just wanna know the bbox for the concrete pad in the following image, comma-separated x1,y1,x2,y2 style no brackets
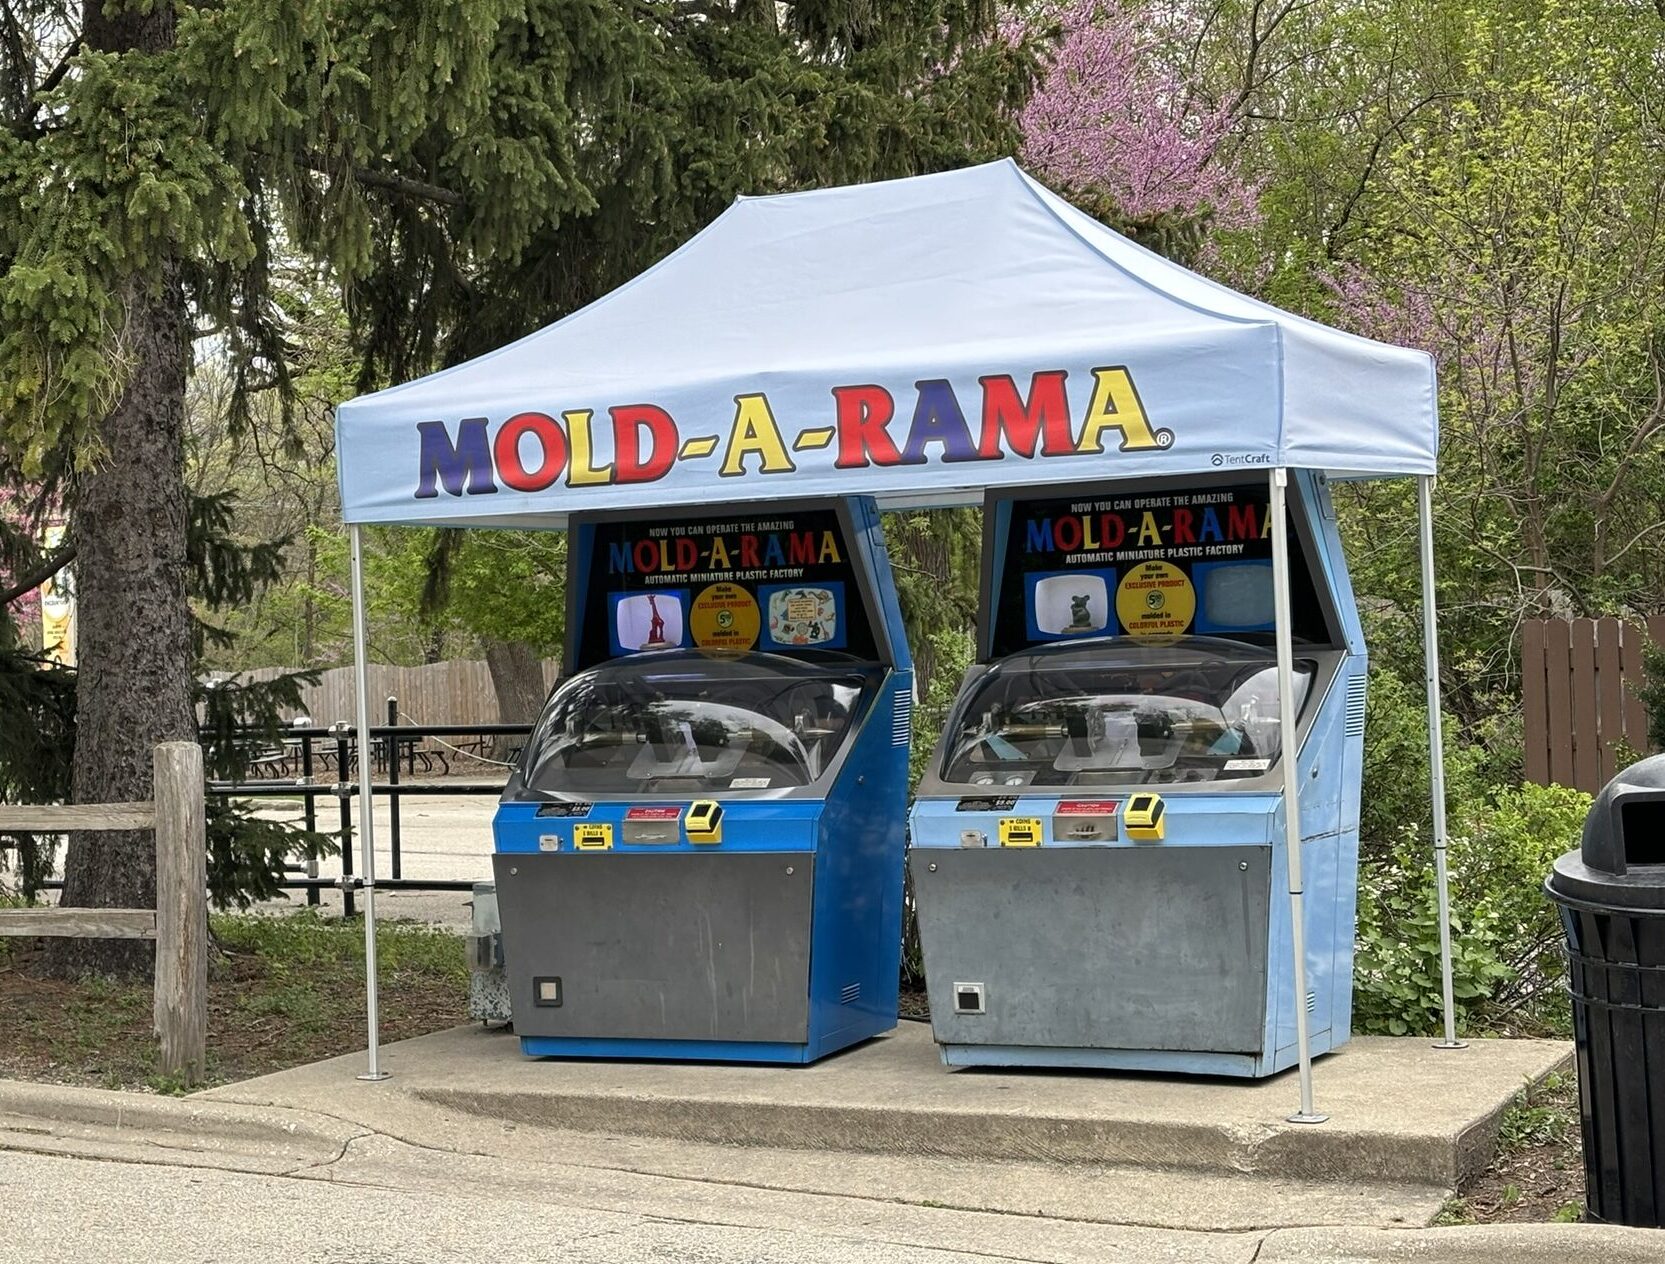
203,1022,1569,1191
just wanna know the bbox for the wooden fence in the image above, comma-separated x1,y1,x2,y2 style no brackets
207,657,560,728
1522,616,1664,794
0,742,208,1083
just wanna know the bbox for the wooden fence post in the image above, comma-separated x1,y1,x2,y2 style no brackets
153,741,207,1083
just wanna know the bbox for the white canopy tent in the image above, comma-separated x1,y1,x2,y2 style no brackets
335,159,1458,1112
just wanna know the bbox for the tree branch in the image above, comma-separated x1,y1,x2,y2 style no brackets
0,543,76,606
349,165,464,208
22,32,81,125
299,153,463,207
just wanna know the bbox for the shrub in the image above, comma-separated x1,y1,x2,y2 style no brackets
1354,780,1587,1037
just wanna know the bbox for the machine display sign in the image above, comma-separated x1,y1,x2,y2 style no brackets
536,801,592,818
986,482,1327,657
577,507,876,668
956,795,1019,812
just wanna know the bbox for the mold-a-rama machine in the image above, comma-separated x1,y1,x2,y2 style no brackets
910,472,1366,1076
492,497,914,1064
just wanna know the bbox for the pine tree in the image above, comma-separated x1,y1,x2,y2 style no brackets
0,1,1034,975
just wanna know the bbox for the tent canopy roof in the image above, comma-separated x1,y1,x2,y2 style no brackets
336,160,1436,527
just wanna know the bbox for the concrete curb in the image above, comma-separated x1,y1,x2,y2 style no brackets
410,1072,1547,1188
0,1078,364,1165
1258,1222,1663,1262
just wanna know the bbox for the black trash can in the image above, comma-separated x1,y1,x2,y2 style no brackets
1545,754,1665,1228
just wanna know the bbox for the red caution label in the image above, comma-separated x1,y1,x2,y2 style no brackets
625,806,683,821
1057,800,1119,816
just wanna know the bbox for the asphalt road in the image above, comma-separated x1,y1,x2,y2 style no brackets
0,1148,1062,1264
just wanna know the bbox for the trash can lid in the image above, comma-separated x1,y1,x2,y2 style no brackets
1546,754,1665,909
1546,849,1665,910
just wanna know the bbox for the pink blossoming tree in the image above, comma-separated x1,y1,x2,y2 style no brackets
1012,2,1257,258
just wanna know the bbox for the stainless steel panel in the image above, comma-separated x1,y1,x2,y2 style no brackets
912,846,1270,1053
493,853,813,1043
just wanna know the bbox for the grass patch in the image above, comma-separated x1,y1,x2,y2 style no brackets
0,911,467,1092
1433,1197,1474,1226
1450,1070,1584,1225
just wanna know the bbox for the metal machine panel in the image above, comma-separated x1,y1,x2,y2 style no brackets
913,846,1271,1053
493,853,813,1044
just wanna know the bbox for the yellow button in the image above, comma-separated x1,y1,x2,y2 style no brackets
686,799,724,844
1124,794,1166,841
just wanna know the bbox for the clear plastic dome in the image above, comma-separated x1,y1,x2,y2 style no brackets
518,650,877,796
941,636,1312,789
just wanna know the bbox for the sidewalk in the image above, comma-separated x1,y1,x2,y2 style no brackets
1,1027,1658,1263
0,1079,1658,1264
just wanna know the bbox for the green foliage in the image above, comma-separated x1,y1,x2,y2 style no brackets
421,528,568,656
211,908,467,981
197,669,336,910
1358,666,1489,856
884,507,982,789
0,630,75,899
0,481,333,907
1354,780,1587,1037
1498,1073,1572,1153
1637,639,1665,754
1434,1198,1475,1226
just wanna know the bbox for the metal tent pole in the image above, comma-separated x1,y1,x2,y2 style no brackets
1419,475,1465,1051
349,524,391,1081
1271,468,1325,1124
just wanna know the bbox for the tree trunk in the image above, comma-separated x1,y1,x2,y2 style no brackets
51,0,191,978
484,638,548,761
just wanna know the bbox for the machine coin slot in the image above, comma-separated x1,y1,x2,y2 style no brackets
953,982,986,1015
1124,794,1166,841
573,823,614,850
686,799,724,844
622,806,681,844
998,817,1042,847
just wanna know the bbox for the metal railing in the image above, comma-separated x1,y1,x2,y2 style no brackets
204,698,532,915
24,699,532,917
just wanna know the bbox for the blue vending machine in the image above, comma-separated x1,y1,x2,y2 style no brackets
909,472,1366,1076
493,496,913,1063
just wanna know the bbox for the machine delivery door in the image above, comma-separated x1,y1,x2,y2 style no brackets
913,846,1271,1053
492,852,813,1044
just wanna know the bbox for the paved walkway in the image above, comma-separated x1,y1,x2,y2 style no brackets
2,1077,1660,1263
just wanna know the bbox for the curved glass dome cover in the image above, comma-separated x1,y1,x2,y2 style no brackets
940,636,1314,789
516,650,879,796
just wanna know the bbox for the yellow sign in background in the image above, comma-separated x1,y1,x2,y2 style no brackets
1115,561,1196,638
689,582,761,651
